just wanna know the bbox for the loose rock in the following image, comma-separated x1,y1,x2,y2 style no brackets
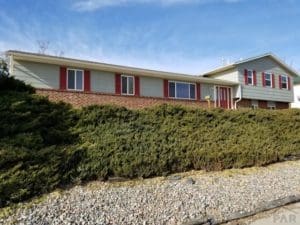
1,160,300,225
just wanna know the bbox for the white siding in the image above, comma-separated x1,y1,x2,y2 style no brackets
140,76,163,98
291,84,300,108
91,70,115,93
13,60,59,89
236,57,294,102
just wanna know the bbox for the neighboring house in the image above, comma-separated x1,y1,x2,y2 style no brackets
291,77,300,108
6,50,299,109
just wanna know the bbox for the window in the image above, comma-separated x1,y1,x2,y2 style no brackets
264,73,272,87
267,101,276,110
281,75,288,89
251,100,258,109
121,75,134,95
247,70,254,85
169,82,175,98
168,81,196,99
67,69,83,91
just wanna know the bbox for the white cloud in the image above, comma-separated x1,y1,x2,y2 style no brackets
72,0,243,11
0,11,221,74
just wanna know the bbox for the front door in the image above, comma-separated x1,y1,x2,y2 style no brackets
216,86,232,109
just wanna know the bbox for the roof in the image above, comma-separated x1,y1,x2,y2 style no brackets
202,53,300,77
6,50,238,86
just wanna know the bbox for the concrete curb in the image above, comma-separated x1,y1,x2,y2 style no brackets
183,194,300,225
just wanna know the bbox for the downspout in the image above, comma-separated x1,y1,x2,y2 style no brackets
234,84,242,109
7,53,13,76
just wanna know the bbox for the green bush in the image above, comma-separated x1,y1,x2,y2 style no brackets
0,76,35,93
1,78,300,207
74,105,300,178
0,85,78,207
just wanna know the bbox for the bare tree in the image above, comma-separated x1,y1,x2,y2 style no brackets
37,40,50,54
54,50,65,57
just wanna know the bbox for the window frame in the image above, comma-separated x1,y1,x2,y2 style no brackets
251,100,258,109
67,68,84,91
168,81,196,100
121,75,135,96
281,75,288,90
264,72,272,88
247,70,254,85
267,101,276,110
268,106,276,110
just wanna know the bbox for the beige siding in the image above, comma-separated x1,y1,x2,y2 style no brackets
210,69,239,82
236,57,294,102
209,69,240,99
13,60,59,89
91,70,115,93
140,76,163,98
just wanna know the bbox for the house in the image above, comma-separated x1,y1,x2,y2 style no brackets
291,77,300,108
203,53,298,109
6,50,298,109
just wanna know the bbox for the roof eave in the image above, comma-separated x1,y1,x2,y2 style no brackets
202,53,300,77
6,50,238,86
202,64,236,77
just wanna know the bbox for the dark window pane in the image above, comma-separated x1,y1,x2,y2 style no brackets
282,82,287,89
265,74,271,87
169,82,175,97
281,76,287,89
128,77,134,94
247,71,253,84
68,70,75,89
190,84,195,99
122,76,127,94
76,70,83,90
176,83,189,99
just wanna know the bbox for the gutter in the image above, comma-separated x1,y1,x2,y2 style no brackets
234,84,242,109
6,50,238,86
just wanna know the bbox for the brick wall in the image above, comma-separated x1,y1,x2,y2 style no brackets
258,100,268,109
276,102,289,109
236,99,252,108
237,98,289,109
36,89,212,109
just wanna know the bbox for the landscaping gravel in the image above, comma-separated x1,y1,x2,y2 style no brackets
1,160,300,225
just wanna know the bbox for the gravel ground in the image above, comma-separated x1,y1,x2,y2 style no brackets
1,160,300,225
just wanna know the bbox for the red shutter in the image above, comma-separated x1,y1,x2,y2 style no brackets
244,69,248,85
115,73,121,94
253,70,257,86
288,77,291,90
134,76,140,96
84,70,91,92
196,83,201,100
272,74,275,88
262,72,265,87
59,67,67,90
228,88,232,109
163,79,169,98
279,75,282,89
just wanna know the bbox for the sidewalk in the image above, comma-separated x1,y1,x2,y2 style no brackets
228,202,300,225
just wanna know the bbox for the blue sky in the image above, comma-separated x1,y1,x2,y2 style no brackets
0,0,299,73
